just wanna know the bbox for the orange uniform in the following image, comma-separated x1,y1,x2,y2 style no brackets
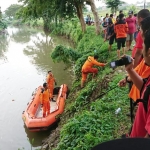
81,56,105,81
40,89,50,117
46,73,55,99
114,21,128,39
129,59,150,101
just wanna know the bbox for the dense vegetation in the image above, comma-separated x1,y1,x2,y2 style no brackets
0,20,7,30
0,9,7,31
40,21,132,150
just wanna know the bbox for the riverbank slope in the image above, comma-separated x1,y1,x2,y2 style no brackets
41,23,132,150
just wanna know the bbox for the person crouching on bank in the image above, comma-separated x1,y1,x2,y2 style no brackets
81,55,107,88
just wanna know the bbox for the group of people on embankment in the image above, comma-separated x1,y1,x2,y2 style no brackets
81,9,150,138
102,10,138,58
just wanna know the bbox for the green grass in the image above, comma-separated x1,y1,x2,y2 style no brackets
49,20,133,150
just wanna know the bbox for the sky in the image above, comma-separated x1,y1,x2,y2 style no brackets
0,0,150,12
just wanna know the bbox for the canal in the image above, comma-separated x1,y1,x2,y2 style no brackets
0,26,73,150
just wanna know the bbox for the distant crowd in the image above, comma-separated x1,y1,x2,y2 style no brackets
101,10,138,58
85,11,139,58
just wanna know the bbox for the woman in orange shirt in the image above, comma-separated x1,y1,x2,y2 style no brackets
114,13,128,58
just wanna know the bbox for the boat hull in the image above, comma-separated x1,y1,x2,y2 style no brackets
22,84,68,131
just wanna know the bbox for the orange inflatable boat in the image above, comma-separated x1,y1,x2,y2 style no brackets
22,84,68,131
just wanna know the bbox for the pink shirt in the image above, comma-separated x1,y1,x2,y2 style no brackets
132,31,143,58
130,77,150,137
125,17,136,34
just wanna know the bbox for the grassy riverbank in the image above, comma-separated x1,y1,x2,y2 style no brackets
42,21,132,150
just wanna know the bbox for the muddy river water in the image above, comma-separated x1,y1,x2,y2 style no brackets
0,26,73,150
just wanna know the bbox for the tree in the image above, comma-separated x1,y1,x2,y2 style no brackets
73,0,86,32
71,0,100,34
0,7,7,30
17,0,86,32
86,0,100,35
128,5,138,14
104,0,124,14
17,0,100,34
17,0,61,33
5,4,21,19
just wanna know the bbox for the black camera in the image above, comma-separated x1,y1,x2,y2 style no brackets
110,55,132,68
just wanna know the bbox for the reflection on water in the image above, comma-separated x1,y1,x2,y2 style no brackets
24,125,50,147
23,30,74,87
11,28,37,43
0,26,73,150
0,34,9,62
24,121,59,147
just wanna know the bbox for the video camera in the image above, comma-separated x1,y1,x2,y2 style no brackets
110,55,132,69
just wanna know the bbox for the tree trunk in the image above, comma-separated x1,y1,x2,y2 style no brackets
87,0,100,35
74,2,86,33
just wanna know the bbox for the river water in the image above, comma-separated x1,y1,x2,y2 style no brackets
0,27,73,150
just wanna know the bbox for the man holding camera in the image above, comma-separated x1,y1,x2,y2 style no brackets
81,55,106,88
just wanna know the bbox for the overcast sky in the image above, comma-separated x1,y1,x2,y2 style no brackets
0,0,149,12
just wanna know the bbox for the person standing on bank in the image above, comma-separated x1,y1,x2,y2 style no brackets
107,14,116,52
132,9,150,68
81,55,106,88
114,13,128,58
40,83,50,117
125,11,136,51
46,71,57,102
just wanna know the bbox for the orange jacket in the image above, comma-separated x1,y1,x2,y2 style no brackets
129,59,150,101
82,56,105,71
114,20,128,39
46,74,55,86
40,89,50,104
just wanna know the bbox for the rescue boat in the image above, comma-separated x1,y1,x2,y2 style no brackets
22,84,68,131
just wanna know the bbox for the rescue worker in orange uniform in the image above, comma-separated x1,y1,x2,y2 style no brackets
40,83,50,117
46,71,57,102
81,55,106,88
114,13,128,58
